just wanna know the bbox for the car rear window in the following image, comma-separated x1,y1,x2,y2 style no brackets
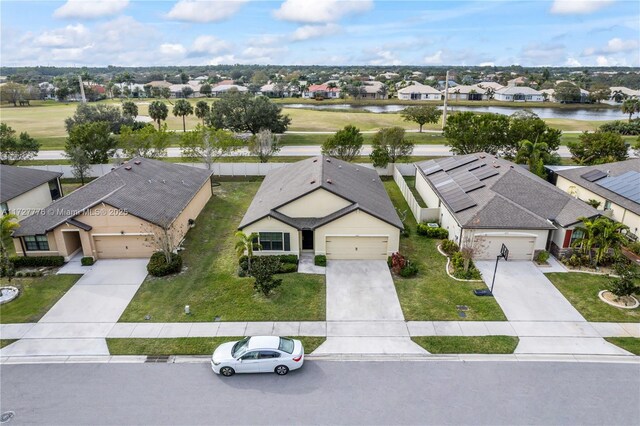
278,337,294,354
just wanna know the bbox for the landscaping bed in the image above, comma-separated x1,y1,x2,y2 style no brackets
545,272,639,322
384,181,506,321
411,336,519,354
119,182,325,323
107,337,325,356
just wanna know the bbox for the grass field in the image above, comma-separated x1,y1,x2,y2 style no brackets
604,338,640,355
412,336,519,354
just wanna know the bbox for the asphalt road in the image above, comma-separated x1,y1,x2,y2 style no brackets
1,361,639,425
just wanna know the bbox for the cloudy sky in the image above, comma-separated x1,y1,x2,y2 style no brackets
1,0,638,67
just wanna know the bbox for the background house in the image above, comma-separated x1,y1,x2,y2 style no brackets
494,86,544,102
397,82,441,100
1,165,63,219
302,83,341,99
238,156,402,260
442,84,488,101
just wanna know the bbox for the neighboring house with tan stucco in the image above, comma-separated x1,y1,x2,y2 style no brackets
238,156,403,260
553,159,640,240
1,165,63,220
12,158,213,261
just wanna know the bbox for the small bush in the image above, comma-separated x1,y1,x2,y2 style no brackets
239,254,298,275
599,119,640,135
450,252,481,280
9,256,64,268
399,262,419,278
564,254,591,268
314,255,327,267
416,224,449,239
276,254,299,265
401,224,411,238
441,240,459,255
252,256,282,296
280,263,298,273
628,242,640,256
534,250,550,264
147,252,182,277
15,272,24,278
81,257,94,266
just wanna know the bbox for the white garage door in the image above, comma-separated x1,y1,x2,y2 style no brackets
474,235,536,261
325,236,388,260
93,235,154,259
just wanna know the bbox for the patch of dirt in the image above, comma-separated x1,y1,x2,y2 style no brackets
601,291,639,308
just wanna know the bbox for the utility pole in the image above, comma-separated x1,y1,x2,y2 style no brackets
78,75,86,103
442,70,449,130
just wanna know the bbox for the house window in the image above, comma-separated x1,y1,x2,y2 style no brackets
24,235,50,251
569,229,584,247
258,232,290,251
604,200,612,210
48,180,61,200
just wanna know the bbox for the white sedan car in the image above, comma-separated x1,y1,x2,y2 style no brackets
211,336,304,377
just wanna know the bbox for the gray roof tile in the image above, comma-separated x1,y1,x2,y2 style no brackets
1,165,62,203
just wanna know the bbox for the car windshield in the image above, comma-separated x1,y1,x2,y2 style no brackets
231,337,251,358
278,337,294,354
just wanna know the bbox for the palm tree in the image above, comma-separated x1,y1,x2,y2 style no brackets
515,139,549,178
173,99,193,132
621,99,640,123
1,214,20,279
194,101,210,125
235,231,261,274
148,100,168,130
572,217,628,266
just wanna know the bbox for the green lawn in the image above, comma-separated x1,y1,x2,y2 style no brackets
384,181,506,321
402,176,427,207
412,336,519,354
545,273,640,322
604,338,640,355
119,182,326,323
107,336,325,356
280,132,447,146
0,274,81,323
1,339,17,349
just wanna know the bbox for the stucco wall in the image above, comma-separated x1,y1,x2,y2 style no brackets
314,210,400,255
168,179,213,243
462,228,549,253
241,216,300,254
415,172,441,209
276,188,351,218
7,183,54,220
12,232,58,257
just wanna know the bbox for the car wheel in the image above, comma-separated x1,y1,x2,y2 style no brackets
275,365,289,376
220,367,235,377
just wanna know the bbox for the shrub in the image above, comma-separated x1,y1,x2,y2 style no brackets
81,257,94,266
280,263,298,273
441,240,459,255
564,254,591,268
450,251,481,280
15,272,24,278
628,241,640,256
599,119,640,135
276,254,299,265
534,250,550,264
399,262,418,278
401,224,411,238
608,261,640,298
314,255,327,267
390,252,407,275
252,256,282,296
416,224,449,239
451,251,465,270
9,256,64,268
239,254,298,275
147,252,182,277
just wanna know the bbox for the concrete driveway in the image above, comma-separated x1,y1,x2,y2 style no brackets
325,260,404,321
39,259,149,323
474,260,585,322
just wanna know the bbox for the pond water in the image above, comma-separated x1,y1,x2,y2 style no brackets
282,103,626,121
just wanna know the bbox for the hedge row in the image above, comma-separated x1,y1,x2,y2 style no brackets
416,224,449,239
9,256,64,268
238,254,298,276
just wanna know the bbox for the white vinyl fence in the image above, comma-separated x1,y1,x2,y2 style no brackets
392,165,439,223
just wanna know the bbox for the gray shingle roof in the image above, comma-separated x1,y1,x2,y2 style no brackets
416,153,599,229
239,156,403,230
554,159,640,216
0,165,62,203
14,158,212,237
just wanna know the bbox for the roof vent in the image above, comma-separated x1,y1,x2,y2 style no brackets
181,180,185,185
134,160,141,165
338,165,342,168
125,166,132,171
326,158,331,163
162,179,166,184
313,159,318,162
326,178,333,184
479,154,486,159
493,164,500,168
310,180,316,184
111,167,115,171
148,179,152,183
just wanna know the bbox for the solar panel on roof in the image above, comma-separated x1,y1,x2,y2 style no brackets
596,171,640,203
443,156,478,172
581,169,608,182
471,166,499,181
438,182,478,213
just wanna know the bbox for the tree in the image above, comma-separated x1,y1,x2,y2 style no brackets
401,105,441,132
180,72,189,84
0,214,19,280
608,261,640,300
200,83,212,97
207,91,291,134
180,125,241,169
160,87,171,99
621,99,640,122
0,123,40,165
65,121,117,164
65,145,91,185
144,222,184,266
369,127,414,168
194,100,210,125
148,101,169,130
589,87,610,104
235,231,260,274
121,101,138,119
0,82,27,106
65,103,134,134
119,124,170,159
514,139,549,178
248,129,281,163
443,112,510,155
251,256,282,296
554,82,581,103
568,131,628,165
572,217,628,266
181,86,194,98
321,125,363,162
173,99,193,132
507,111,562,157
542,68,550,82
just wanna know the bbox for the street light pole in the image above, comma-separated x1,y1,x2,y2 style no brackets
442,70,449,130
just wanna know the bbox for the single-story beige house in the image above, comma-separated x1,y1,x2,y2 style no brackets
414,154,599,260
238,156,403,260
553,159,640,240
397,83,441,101
1,165,63,220
12,158,213,260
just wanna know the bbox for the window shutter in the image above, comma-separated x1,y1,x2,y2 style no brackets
284,233,290,251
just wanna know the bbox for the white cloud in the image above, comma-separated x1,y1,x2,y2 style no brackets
160,43,187,57
367,49,402,65
550,0,614,15
423,50,443,65
479,61,495,67
191,35,232,54
274,0,373,23
34,24,89,48
291,24,340,41
520,42,566,65
565,57,582,66
54,0,129,19
166,0,247,23
583,37,639,56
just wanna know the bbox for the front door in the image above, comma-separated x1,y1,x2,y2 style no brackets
302,230,314,250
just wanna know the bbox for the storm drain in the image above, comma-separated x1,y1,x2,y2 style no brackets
1,411,15,424
145,356,170,363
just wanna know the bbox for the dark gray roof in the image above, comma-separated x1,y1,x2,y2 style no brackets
239,156,403,230
14,158,212,237
0,165,62,203
416,153,599,229
554,159,640,216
